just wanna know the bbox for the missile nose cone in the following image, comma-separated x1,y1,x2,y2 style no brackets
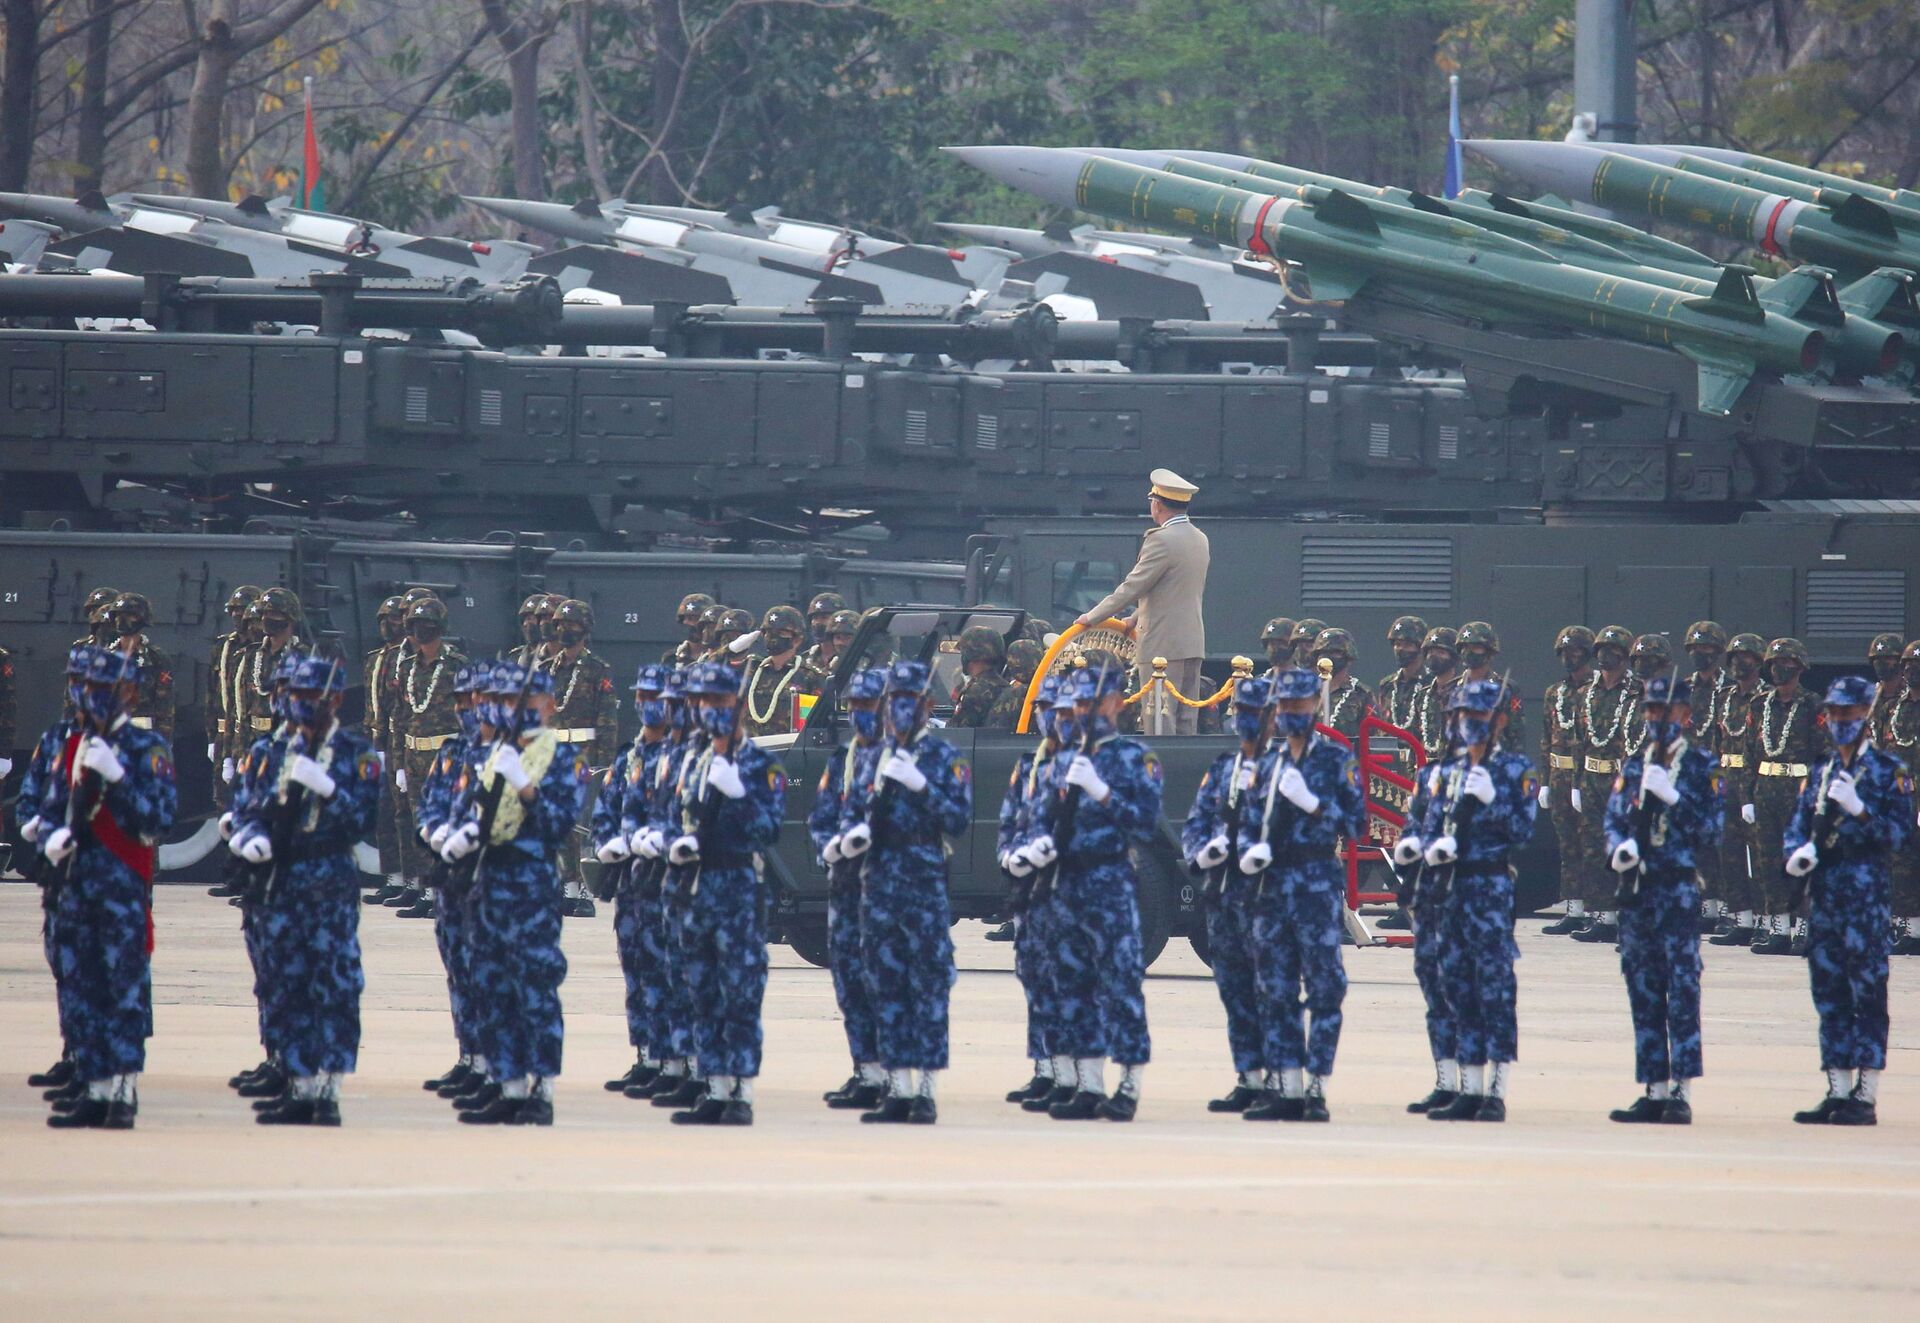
943,146,1083,208
1460,139,1606,202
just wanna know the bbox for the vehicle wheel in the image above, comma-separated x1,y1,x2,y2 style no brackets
1187,925,1213,969
785,917,832,969
1130,846,1176,969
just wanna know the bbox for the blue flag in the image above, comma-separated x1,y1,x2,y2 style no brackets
1443,74,1463,200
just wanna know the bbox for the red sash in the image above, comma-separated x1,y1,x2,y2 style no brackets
63,731,158,950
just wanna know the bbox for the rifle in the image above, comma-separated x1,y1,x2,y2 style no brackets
442,659,539,894
1033,653,1111,903
1614,704,1676,910
252,655,341,904
1199,746,1254,907
1787,757,1845,912
1409,668,1512,908
52,641,142,898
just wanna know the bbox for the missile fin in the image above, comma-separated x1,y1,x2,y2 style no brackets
1682,266,1765,323
1406,191,1454,217
1818,190,1900,241
1837,266,1920,327
1299,259,1369,302
1759,265,1843,325
1678,348,1757,417
570,197,605,219
1311,189,1381,235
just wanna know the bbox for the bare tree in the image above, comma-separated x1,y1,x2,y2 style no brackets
182,0,325,196
0,0,40,189
478,0,559,199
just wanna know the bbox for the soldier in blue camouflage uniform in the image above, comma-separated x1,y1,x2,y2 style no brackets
230,655,381,1125
41,648,176,1129
592,663,674,1096
810,666,889,1111
442,662,584,1126
1233,668,1368,1121
1603,676,1722,1124
1785,675,1914,1126
1395,678,1537,1122
665,661,786,1126
837,660,970,1125
417,663,490,1102
19,645,96,1093
633,667,708,1108
1011,653,1164,1122
1000,674,1072,1109
1393,719,1462,1116
1182,676,1273,1113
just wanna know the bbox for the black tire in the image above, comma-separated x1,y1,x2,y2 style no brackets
1130,845,1176,969
785,917,832,968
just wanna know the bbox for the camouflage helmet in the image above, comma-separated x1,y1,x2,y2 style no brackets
958,624,1007,665
1457,620,1500,653
676,591,716,621
377,594,405,620
551,598,594,632
1630,633,1672,663
404,596,448,629
1868,632,1904,660
401,587,438,607
109,591,153,631
1764,636,1810,668
518,592,550,619
1021,616,1054,644
806,591,847,620
1289,617,1328,649
1260,617,1298,644
1311,627,1356,660
761,604,806,641
1683,620,1729,651
826,608,861,638
1727,632,1766,659
1903,639,1920,663
259,586,304,621
1553,625,1596,654
1005,637,1044,683
714,607,754,640
83,587,120,621
1593,624,1634,652
1420,626,1459,655
1387,615,1428,645
226,584,264,617
698,602,731,632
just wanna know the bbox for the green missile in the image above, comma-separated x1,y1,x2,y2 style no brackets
1588,144,1920,237
1637,144,1920,212
946,145,1824,414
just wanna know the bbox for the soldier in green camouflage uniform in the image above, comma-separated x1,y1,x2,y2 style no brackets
390,596,467,918
805,591,847,654
511,592,553,666
1867,633,1904,744
1259,617,1298,679
1311,628,1372,742
1885,641,1920,954
802,608,861,680
950,625,1011,727
1707,633,1768,946
363,595,407,894
1288,618,1328,660
1456,620,1524,755
1411,626,1461,764
1540,626,1595,933
1568,625,1640,943
663,592,716,666
742,605,825,740
105,593,175,740
1743,637,1820,955
208,586,262,810
539,598,618,917
1021,616,1054,646
76,586,119,647
708,606,756,681
987,638,1046,729
1681,621,1731,927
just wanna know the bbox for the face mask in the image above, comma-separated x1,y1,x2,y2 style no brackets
479,699,511,731
1455,716,1491,745
458,706,483,741
1423,655,1452,677
1082,711,1116,741
1596,647,1625,671
1872,659,1898,682
1562,652,1588,675
1905,664,1920,688
1770,662,1800,686
522,619,542,645
1631,658,1663,678
698,704,737,738
1393,644,1420,668
1266,644,1294,666
1051,711,1079,744
850,708,882,741
81,684,119,724
886,695,922,737
66,681,87,711
557,627,586,648
1691,651,1719,674
382,619,404,643
1460,648,1490,669
409,626,441,646
1276,710,1314,736
1828,717,1865,747
266,618,293,638
287,695,329,727
270,690,292,723
669,701,690,732
1733,657,1760,680
640,698,670,727
515,704,545,735
1232,710,1267,742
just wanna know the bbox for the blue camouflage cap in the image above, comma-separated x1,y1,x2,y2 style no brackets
83,648,140,685
1234,676,1276,708
65,644,97,676
1071,656,1126,700
681,660,740,696
664,665,689,700
272,650,304,685
1036,673,1066,708
886,659,932,696
453,662,483,693
1824,674,1877,707
487,659,554,696
1641,674,1692,706
1270,668,1319,701
290,654,347,692
846,666,889,701
1050,677,1078,710
633,662,670,694
1448,677,1505,712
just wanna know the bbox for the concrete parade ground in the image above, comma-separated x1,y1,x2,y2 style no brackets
2,884,1916,1321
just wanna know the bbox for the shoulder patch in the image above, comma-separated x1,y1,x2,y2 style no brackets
768,767,786,793
1613,775,1624,794
818,768,832,793
148,748,172,778
952,757,970,785
1144,751,1163,783
356,751,382,781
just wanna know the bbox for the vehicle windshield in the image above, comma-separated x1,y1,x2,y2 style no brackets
829,608,1023,722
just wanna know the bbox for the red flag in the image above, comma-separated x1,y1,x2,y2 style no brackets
300,76,324,209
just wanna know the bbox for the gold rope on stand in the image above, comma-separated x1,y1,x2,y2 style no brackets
1125,655,1255,709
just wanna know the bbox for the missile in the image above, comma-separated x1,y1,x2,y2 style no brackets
946,144,1825,414
0,189,121,234
1463,139,1920,281
936,221,1094,258
1560,145,1920,235
1636,144,1920,212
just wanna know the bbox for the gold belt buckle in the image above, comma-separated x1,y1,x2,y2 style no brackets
1583,756,1617,774
1719,753,1746,769
1548,753,1575,770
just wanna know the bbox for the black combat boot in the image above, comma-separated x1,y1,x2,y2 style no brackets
1048,1090,1104,1120
1005,1073,1052,1104
458,1095,525,1124
1024,1083,1075,1114
1407,1087,1458,1115
426,1061,471,1092
1208,1084,1262,1113
453,1080,503,1113
1243,1092,1304,1122
1095,1092,1138,1122
653,1076,707,1109
605,1061,647,1093
507,1096,554,1126
1608,1093,1666,1123
717,1100,755,1126
1428,1093,1485,1121
860,1095,915,1124
28,1058,73,1089
1475,1096,1507,1122
671,1096,730,1125
829,1081,886,1111
236,1064,287,1099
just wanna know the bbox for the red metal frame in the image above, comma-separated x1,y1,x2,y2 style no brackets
1316,711,1427,948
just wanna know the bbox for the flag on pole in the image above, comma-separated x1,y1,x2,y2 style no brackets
1443,73,1463,200
300,76,325,210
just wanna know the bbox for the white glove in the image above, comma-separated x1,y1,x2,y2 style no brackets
1194,834,1231,870
631,827,663,859
1277,764,1321,814
1641,763,1678,806
727,629,762,656
1610,839,1641,873
1064,755,1110,802
1392,835,1424,867
823,835,844,864
1570,787,1583,814
429,822,453,852
1234,764,1255,792
494,746,530,792
440,821,480,862
80,738,124,783
217,812,235,841
840,822,873,857
207,742,217,763
395,767,408,794
1828,770,1865,817
667,833,701,865
20,815,47,844
1239,841,1273,875
1786,842,1818,877
879,749,927,793
1004,849,1034,878
1536,783,1551,810
0,756,10,778
1423,835,1458,867
1019,833,1057,869
707,756,746,799
287,753,336,798
596,836,631,864
238,832,273,865
1463,765,1496,806
222,757,235,785
44,825,75,865
1740,802,1756,826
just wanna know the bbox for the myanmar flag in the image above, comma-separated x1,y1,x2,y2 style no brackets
300,76,325,210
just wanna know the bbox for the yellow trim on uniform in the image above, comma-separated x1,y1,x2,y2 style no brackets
1583,756,1619,774
1150,484,1192,502
1758,760,1808,778
406,733,453,751
1548,753,1576,770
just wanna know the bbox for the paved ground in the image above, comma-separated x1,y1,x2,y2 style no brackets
3,885,1916,1321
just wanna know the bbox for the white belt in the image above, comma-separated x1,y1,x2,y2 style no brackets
128,716,154,730
551,727,596,743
